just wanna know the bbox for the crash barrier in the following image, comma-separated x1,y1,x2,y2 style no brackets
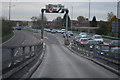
71,41,120,65
2,42,43,79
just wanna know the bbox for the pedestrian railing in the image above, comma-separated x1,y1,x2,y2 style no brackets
2,42,43,79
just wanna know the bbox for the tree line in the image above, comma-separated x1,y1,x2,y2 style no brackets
2,17,14,36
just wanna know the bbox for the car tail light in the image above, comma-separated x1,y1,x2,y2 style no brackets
80,42,87,44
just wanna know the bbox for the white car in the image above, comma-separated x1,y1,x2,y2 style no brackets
79,38,88,44
92,35,103,44
79,32,87,37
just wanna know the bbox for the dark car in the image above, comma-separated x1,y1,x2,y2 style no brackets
66,31,74,36
96,45,109,55
87,40,99,51
51,29,57,33
110,47,120,60
74,36,81,41
109,40,120,46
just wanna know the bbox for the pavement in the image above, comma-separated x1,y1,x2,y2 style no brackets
31,31,118,78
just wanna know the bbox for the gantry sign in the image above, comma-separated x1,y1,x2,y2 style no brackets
46,4,64,13
41,4,69,39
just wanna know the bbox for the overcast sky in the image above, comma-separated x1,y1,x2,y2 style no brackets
1,0,119,21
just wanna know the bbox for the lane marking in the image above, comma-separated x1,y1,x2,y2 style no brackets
44,37,48,39
104,43,109,45
14,51,18,56
22,42,25,44
8,63,11,67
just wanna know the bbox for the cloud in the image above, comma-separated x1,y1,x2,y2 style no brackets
1,2,117,21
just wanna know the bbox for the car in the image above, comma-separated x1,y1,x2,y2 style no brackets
45,29,51,32
92,35,103,44
78,38,88,44
110,47,120,60
74,36,81,42
87,40,99,50
66,31,73,36
51,29,57,33
61,29,66,34
96,45,109,55
66,31,74,36
63,32,70,38
79,32,87,37
109,40,120,46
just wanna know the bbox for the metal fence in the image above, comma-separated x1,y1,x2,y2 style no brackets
71,41,120,65
2,42,43,79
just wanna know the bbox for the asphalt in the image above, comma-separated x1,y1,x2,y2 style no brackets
31,32,118,78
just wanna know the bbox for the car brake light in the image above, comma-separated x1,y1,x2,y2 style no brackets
80,42,87,44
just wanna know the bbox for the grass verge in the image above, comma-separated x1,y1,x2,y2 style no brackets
103,36,120,40
2,32,14,43
25,29,38,33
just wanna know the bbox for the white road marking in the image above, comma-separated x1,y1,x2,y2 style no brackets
22,42,24,44
8,63,11,67
104,42,109,45
44,37,48,39
14,51,18,56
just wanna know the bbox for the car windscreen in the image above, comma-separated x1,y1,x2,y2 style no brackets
81,39,88,41
94,36,102,39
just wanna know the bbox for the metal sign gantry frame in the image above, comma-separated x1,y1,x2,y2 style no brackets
41,8,69,39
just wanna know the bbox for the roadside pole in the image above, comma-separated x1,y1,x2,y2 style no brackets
41,9,46,39
65,9,70,45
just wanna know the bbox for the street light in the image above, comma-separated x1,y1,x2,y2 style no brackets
9,0,15,21
89,0,91,21
71,6,73,31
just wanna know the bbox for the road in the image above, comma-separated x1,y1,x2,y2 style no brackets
2,30,41,70
31,31,118,78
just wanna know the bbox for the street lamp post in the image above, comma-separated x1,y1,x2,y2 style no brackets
89,0,91,21
8,0,15,21
9,1,11,21
41,9,46,39
71,6,73,31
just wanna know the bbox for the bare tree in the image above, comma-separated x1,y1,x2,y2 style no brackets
77,16,86,21
107,12,115,21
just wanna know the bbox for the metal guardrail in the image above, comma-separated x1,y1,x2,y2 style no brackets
71,41,120,65
2,42,43,79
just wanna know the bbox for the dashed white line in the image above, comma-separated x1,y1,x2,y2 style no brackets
14,51,18,56
44,37,48,39
22,42,25,44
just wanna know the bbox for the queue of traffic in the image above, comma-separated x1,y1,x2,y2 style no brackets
44,28,120,60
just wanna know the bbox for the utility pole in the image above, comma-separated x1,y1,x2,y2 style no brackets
9,1,11,21
41,9,45,39
8,0,15,21
71,6,73,31
66,10,69,33
89,0,91,21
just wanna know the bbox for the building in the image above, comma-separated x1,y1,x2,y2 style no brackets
112,20,120,38
117,1,120,19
